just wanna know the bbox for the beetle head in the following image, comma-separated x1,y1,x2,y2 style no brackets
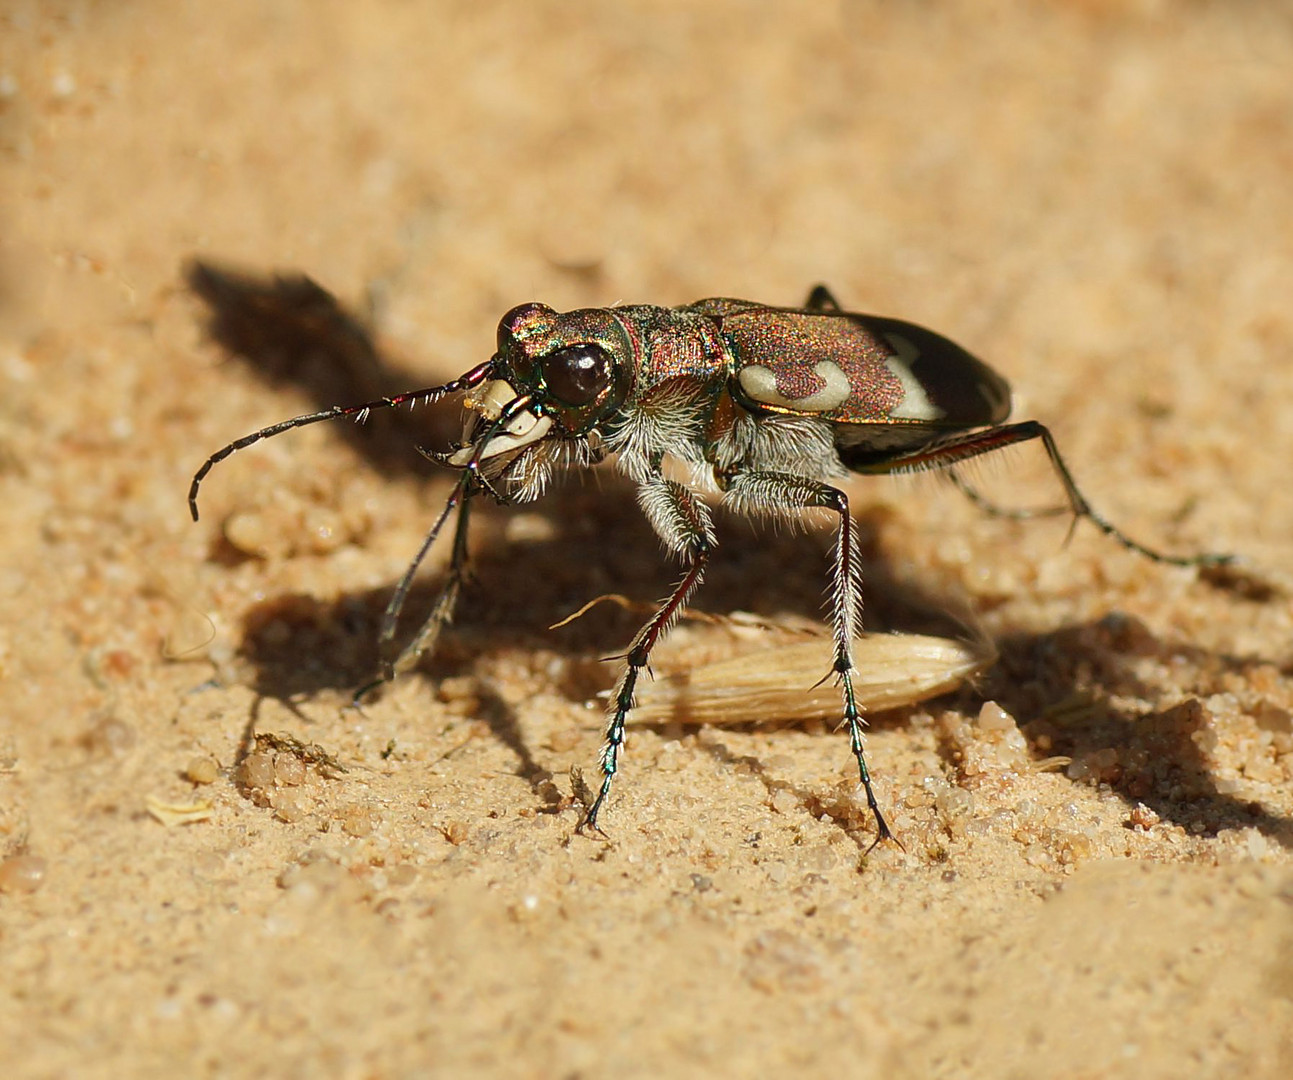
444,303,634,474
494,303,634,434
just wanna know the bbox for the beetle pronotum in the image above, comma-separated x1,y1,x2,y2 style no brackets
190,285,1228,846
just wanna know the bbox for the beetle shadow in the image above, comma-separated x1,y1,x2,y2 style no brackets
187,259,462,476
229,473,975,794
977,617,1293,848
661,610,1293,851
230,474,1292,848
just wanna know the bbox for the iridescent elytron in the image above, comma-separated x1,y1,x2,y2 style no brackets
190,285,1228,846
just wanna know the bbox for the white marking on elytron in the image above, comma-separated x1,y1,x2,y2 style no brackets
882,332,946,421
448,379,554,464
738,362,850,412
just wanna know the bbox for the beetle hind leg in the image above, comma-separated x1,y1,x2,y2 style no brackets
720,469,897,850
804,285,843,313
861,421,1232,569
824,486,898,851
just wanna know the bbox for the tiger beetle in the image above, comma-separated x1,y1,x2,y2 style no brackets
190,285,1230,848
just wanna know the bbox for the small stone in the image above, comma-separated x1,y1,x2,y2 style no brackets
976,701,1016,732
0,854,47,894
441,820,471,845
270,789,305,823
273,753,306,786
241,751,275,790
1128,803,1160,830
341,806,374,837
768,788,799,814
185,756,220,785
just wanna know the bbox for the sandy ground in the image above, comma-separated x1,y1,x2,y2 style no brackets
3,2,1293,1077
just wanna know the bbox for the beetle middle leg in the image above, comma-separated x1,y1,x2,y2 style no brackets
719,469,897,850
944,466,1070,522
581,476,715,834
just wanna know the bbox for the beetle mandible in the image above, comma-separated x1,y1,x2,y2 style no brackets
190,285,1229,847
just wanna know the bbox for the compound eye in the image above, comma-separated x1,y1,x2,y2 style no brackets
542,343,613,405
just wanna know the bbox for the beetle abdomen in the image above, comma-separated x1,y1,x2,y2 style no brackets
859,316,1011,429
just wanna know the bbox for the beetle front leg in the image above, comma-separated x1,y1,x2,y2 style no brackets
387,481,476,678
352,475,476,705
581,477,715,835
720,470,896,850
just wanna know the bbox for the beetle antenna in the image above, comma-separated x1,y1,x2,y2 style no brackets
188,358,497,521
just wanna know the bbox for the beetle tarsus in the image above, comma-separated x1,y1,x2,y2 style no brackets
350,675,386,709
